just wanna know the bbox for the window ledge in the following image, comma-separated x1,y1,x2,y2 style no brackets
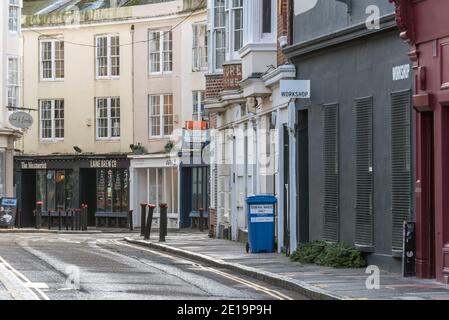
238,42,277,58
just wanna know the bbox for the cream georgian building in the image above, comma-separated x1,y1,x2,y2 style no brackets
17,0,206,229
205,0,297,252
0,0,23,199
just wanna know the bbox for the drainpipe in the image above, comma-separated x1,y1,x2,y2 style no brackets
130,24,135,144
288,98,297,253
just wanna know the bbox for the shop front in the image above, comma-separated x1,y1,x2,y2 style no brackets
129,155,180,229
14,155,130,228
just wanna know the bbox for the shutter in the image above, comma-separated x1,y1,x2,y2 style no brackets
354,96,374,247
391,89,412,251
323,104,339,242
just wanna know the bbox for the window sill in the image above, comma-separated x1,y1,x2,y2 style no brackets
95,138,121,142
95,77,120,81
148,72,173,77
148,136,171,140
40,139,64,143
40,78,65,82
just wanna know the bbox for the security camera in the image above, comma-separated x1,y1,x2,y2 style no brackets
278,36,288,48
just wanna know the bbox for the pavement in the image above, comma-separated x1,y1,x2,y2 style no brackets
124,231,449,300
0,232,306,300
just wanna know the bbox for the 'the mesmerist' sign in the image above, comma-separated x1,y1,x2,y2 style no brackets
280,80,311,99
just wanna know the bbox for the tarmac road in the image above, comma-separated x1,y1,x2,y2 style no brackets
0,233,307,300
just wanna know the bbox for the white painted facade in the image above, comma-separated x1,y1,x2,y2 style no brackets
206,0,297,251
0,0,23,197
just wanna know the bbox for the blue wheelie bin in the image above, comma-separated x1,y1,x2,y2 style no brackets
246,195,277,253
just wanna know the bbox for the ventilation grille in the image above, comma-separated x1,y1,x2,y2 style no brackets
323,104,339,242
391,90,412,251
354,96,374,247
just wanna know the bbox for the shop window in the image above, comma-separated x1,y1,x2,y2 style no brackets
96,169,129,213
146,168,178,214
0,151,5,197
36,170,74,212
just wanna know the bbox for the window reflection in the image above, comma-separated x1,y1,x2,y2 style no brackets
36,170,74,212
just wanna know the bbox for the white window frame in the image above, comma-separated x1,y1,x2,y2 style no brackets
211,0,226,73
39,99,64,142
9,0,21,33
192,91,205,121
95,97,121,140
7,56,20,109
148,30,173,75
261,0,276,40
40,39,65,81
192,23,208,72
226,0,244,60
95,35,120,79
148,94,174,138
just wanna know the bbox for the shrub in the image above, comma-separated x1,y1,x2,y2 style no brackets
290,240,327,263
290,241,367,269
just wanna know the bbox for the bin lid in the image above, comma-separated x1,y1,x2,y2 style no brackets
246,195,277,204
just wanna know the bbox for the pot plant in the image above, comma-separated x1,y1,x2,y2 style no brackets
164,141,174,153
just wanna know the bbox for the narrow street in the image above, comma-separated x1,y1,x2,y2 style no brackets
0,233,306,300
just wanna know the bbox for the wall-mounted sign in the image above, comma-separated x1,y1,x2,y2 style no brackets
0,197,17,227
21,161,47,169
223,63,242,90
9,112,34,129
392,64,410,81
280,80,311,98
89,159,118,168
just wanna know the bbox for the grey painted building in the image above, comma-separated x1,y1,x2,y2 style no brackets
284,0,413,271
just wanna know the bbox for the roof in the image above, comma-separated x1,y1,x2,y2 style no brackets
23,0,175,15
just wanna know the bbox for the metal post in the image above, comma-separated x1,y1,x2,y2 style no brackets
140,203,147,236
71,210,74,231
128,210,134,231
48,211,52,230
36,202,43,229
83,205,88,231
199,208,204,232
58,210,62,231
159,203,168,242
76,209,80,231
66,210,69,231
144,204,156,240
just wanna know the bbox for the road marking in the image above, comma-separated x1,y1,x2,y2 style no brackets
111,240,293,300
0,256,50,300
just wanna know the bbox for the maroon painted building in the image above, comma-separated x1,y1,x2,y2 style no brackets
390,0,449,283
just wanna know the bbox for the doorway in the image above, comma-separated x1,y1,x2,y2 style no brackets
180,166,209,228
283,124,290,254
80,169,96,226
297,110,309,244
19,170,36,228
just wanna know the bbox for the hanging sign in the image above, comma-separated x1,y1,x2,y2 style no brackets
280,80,311,99
9,112,34,129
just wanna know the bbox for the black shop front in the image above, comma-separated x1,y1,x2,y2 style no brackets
14,155,130,228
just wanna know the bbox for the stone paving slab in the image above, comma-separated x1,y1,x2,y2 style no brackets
125,232,449,300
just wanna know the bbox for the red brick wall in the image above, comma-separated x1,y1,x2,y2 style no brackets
277,0,291,65
205,74,224,100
